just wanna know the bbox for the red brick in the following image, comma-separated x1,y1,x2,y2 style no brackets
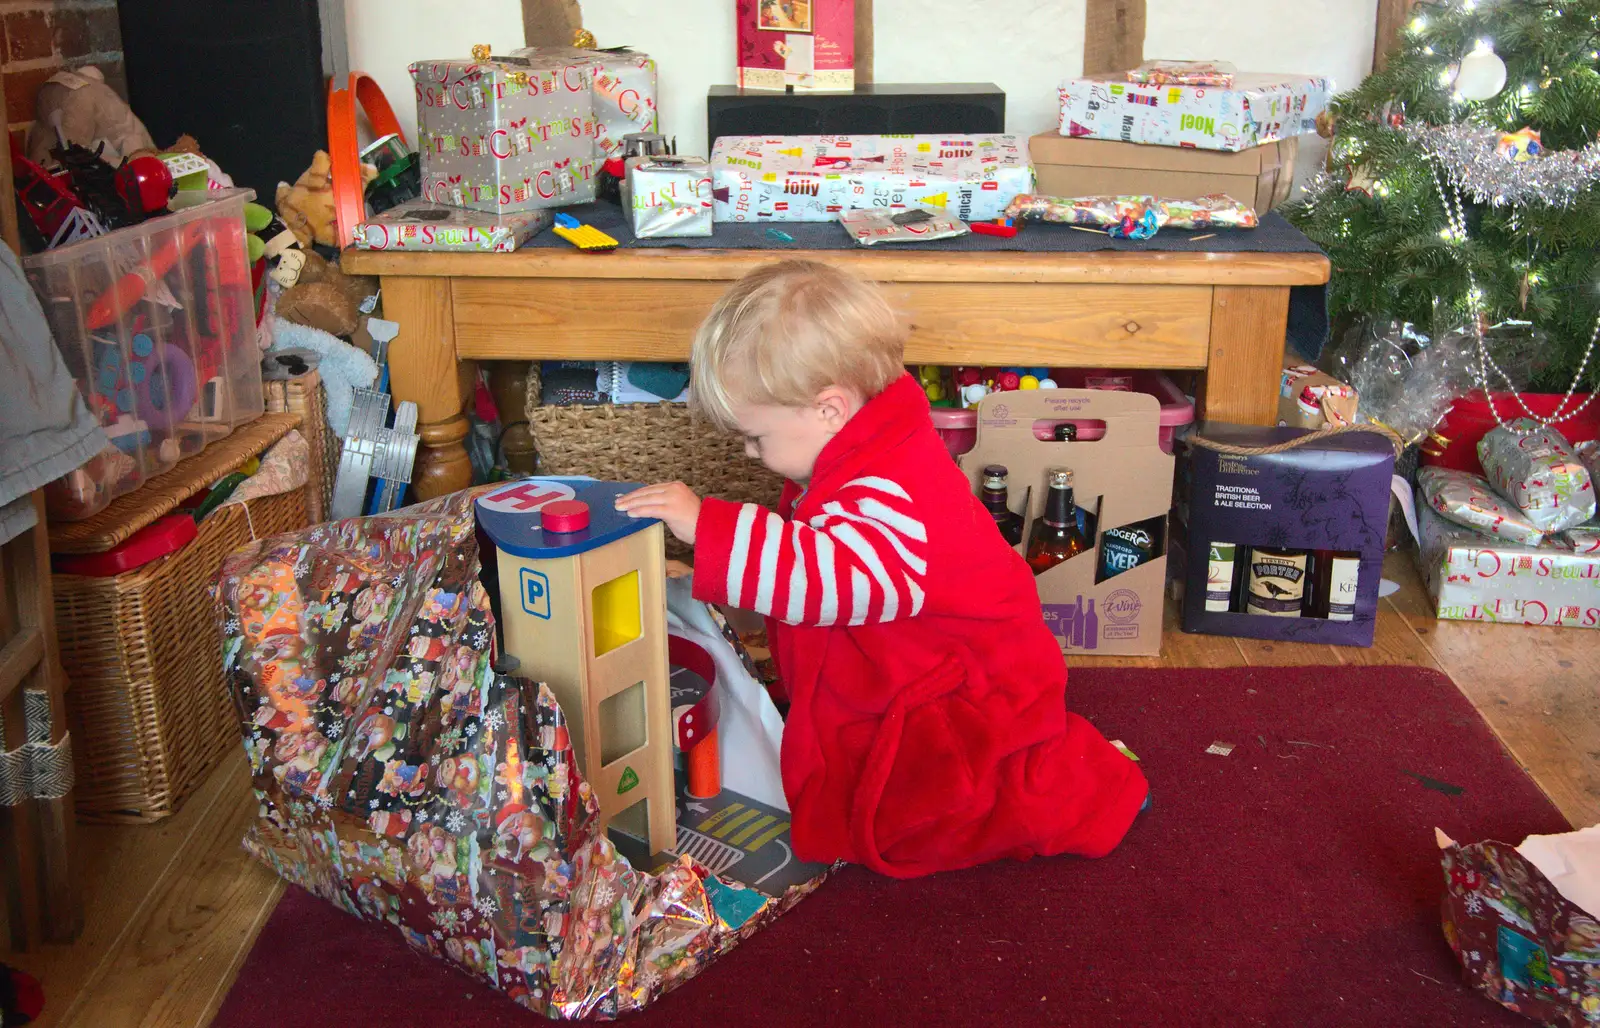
7,11,54,62
86,7,119,53
4,64,59,125
53,9,89,60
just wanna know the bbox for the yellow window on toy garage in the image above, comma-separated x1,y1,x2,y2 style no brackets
591,569,641,656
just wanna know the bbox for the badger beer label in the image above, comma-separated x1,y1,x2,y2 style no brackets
1206,542,1237,612
1245,549,1309,617
1096,516,1164,583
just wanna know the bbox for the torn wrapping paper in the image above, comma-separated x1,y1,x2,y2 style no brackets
1058,73,1331,152
711,135,1033,223
411,54,599,214
838,206,971,246
1416,504,1600,629
214,489,827,1020
355,201,552,252
1440,828,1600,1026
1478,420,1597,535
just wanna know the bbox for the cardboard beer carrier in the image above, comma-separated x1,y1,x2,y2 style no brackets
959,389,1172,656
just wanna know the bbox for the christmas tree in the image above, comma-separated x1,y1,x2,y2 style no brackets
1287,0,1600,393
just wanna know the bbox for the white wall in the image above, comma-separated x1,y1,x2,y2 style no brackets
345,0,1374,177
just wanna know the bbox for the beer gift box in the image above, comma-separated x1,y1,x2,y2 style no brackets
1417,505,1600,630
411,52,600,214
1175,423,1396,647
959,389,1173,657
1057,73,1332,153
709,134,1034,223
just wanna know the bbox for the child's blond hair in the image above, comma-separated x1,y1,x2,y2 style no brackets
691,260,907,430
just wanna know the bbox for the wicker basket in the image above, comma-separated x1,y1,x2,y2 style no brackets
526,401,784,559
53,488,308,822
265,370,336,523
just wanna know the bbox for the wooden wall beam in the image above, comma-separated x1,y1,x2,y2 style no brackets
523,0,584,48
1374,0,1421,70
855,0,874,85
1083,0,1145,77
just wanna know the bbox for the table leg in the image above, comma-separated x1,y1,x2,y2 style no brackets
1198,285,1290,426
383,276,475,499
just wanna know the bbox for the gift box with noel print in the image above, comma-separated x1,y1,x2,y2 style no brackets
411,53,600,214
710,134,1033,223
1057,73,1332,153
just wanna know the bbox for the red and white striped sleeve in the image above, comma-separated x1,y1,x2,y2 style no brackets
692,476,929,626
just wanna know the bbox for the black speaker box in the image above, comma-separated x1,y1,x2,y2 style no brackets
708,83,1005,142
118,0,326,205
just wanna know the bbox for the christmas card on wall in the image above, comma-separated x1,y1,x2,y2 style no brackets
736,0,854,92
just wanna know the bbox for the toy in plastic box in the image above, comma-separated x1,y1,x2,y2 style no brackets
930,370,1194,459
28,189,265,520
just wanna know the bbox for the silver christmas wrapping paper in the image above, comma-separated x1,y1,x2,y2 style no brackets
411,54,600,214
1476,419,1596,534
623,156,714,238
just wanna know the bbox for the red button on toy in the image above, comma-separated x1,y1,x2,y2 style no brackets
541,500,590,534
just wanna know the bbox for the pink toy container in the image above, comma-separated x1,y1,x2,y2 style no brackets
928,370,1194,459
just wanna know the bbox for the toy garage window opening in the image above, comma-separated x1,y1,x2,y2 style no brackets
591,569,642,656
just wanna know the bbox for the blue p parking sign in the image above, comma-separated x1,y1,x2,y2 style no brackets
520,568,552,620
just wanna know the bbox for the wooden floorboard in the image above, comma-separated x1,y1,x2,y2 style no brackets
1,552,1592,1028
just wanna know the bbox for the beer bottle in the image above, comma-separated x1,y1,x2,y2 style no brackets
981,465,1025,545
1244,547,1311,617
1309,550,1361,621
1027,468,1091,575
1096,515,1165,584
1053,423,1078,442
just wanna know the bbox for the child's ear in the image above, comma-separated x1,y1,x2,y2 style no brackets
813,386,857,432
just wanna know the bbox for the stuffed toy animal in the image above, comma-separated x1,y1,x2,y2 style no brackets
26,66,156,167
276,151,375,248
275,251,377,338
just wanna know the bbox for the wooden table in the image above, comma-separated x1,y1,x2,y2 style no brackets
341,246,1331,499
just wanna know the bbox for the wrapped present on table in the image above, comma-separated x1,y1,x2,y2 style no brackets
1057,73,1332,152
710,134,1033,223
354,200,552,252
1417,504,1600,628
623,156,714,238
411,52,600,214
510,46,657,158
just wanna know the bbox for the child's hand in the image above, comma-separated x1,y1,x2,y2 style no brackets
615,482,700,545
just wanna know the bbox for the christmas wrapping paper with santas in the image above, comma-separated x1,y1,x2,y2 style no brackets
510,46,658,158
1057,73,1332,152
1441,833,1600,1026
710,134,1034,223
411,54,600,214
214,489,827,1019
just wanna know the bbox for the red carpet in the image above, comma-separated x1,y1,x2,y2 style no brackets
213,666,1563,1027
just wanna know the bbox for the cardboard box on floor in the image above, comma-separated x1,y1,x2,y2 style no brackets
1028,133,1297,212
958,389,1172,656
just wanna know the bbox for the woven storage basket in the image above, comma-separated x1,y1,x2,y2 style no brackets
265,371,336,523
526,401,785,560
53,488,308,822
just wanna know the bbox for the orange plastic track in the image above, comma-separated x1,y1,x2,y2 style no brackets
327,73,407,249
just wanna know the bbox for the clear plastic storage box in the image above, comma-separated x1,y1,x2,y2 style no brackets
28,190,265,520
